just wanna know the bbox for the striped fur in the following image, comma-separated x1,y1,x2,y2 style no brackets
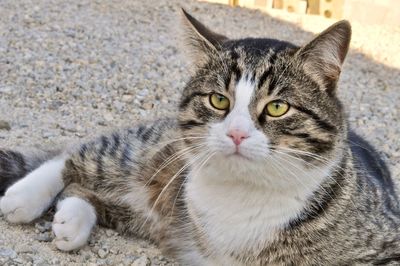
1,11,400,265
0,148,60,195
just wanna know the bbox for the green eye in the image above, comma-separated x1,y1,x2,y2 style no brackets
210,93,230,110
266,100,290,117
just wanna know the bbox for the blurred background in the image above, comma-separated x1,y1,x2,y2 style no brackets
199,0,400,69
202,0,400,26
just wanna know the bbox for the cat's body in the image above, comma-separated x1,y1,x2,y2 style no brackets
1,10,400,265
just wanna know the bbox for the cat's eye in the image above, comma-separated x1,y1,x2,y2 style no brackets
265,100,290,117
210,93,230,110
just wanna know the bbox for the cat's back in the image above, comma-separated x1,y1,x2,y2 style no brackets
349,130,397,196
65,117,183,187
347,130,400,256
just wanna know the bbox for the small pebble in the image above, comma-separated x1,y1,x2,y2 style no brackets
122,94,134,103
41,131,56,139
141,102,154,110
132,255,150,266
110,247,119,254
0,121,11,131
14,244,34,254
35,232,53,242
104,113,114,122
13,257,25,264
19,254,33,263
35,221,52,233
96,259,107,265
51,258,61,265
98,248,109,259
34,257,49,266
105,229,115,237
0,247,17,259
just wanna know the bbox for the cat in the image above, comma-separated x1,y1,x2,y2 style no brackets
1,9,400,265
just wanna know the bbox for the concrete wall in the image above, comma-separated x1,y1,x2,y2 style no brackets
342,0,400,26
200,0,400,26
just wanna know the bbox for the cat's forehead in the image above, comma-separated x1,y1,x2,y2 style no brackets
217,40,297,90
221,51,284,100
222,38,295,65
223,38,297,56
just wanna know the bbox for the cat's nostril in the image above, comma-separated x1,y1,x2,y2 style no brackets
227,130,249,146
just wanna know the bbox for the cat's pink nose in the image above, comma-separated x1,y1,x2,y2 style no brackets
227,129,249,146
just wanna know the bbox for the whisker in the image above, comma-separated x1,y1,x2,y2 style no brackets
170,151,216,217
143,143,207,188
271,149,362,214
266,154,330,218
141,148,212,228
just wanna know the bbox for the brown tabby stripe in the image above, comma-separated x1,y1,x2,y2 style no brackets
0,150,26,195
257,67,273,90
109,133,121,156
292,105,337,132
120,141,133,171
179,120,205,129
288,156,347,228
79,143,88,161
266,74,279,96
0,148,61,195
371,255,400,265
258,54,277,90
179,92,209,110
139,127,154,142
136,125,146,137
96,136,110,179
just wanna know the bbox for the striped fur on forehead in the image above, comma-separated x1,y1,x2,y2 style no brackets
224,45,285,85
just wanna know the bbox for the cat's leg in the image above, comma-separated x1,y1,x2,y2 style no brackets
52,182,135,251
0,148,61,195
52,184,97,251
0,150,30,196
0,156,66,223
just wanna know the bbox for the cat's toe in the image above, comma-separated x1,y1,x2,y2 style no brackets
52,197,96,251
53,222,91,251
0,187,47,223
1,195,33,223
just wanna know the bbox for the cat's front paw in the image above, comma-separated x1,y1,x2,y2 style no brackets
0,181,51,223
52,197,96,251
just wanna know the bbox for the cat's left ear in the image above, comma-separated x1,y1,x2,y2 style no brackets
297,20,351,92
181,9,228,66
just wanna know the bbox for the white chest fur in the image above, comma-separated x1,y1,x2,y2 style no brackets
185,155,333,260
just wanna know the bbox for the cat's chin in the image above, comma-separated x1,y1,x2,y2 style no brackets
217,151,263,165
226,152,254,162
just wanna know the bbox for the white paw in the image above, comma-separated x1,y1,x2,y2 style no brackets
0,181,52,223
52,197,97,251
0,157,66,224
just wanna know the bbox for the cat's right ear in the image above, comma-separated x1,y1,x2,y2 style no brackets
296,20,351,92
181,9,228,66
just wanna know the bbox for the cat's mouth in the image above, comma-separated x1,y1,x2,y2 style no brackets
227,149,252,161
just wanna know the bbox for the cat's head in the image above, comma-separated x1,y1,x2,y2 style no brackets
178,10,351,186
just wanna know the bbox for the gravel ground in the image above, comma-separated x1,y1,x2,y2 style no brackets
0,0,399,265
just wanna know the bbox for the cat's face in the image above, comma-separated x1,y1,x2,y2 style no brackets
179,11,351,184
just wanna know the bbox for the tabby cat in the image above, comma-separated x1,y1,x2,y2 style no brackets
1,10,400,265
